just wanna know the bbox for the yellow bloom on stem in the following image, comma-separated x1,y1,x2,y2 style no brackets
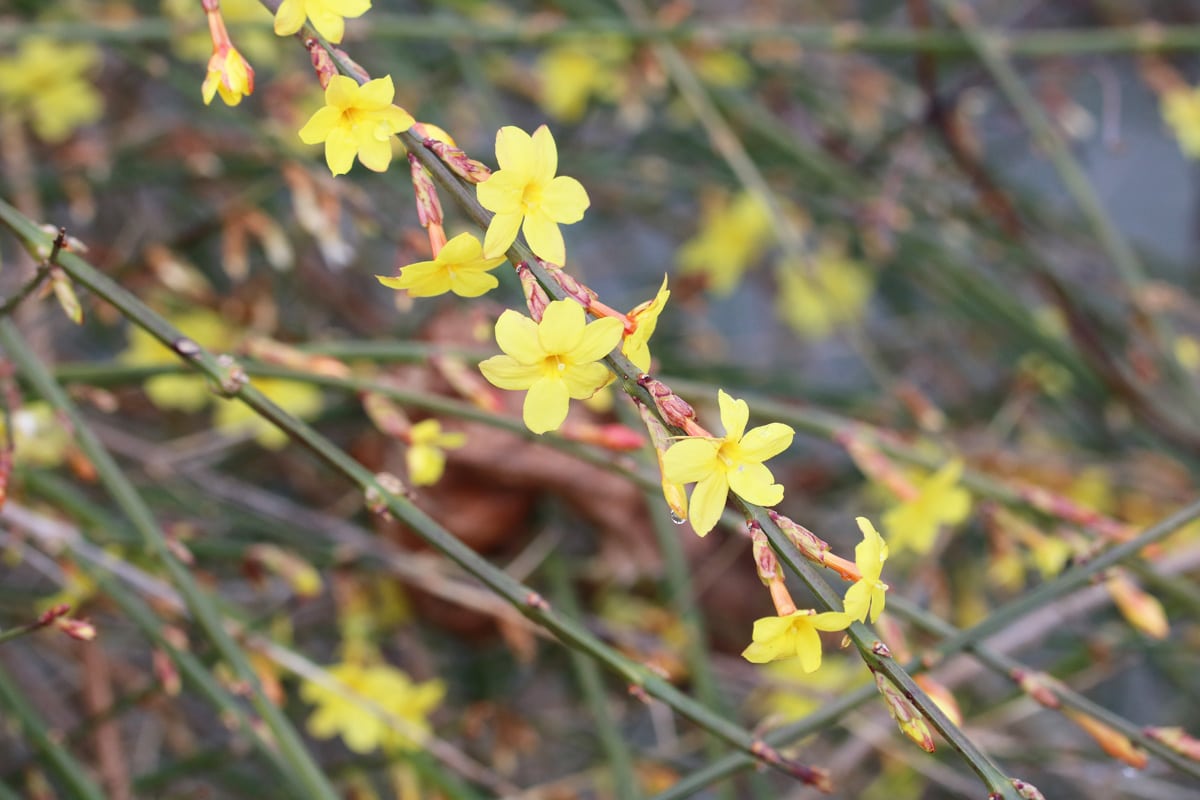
662,390,794,537
202,44,254,106
775,246,872,341
376,232,506,298
842,517,889,623
301,661,444,754
1162,87,1200,159
536,40,629,122
623,276,670,373
742,609,852,672
882,459,971,555
406,419,466,486
478,300,623,434
0,38,103,143
298,75,415,176
676,191,772,295
476,125,590,265
273,0,370,44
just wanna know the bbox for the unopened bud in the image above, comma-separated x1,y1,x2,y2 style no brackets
37,604,71,627
548,266,597,306
516,262,549,321
247,544,323,598
874,671,936,752
243,337,351,378
749,523,779,585
329,46,369,83
423,138,492,183
913,675,962,726
637,376,697,431
408,153,443,228
50,268,83,325
1143,726,1200,762
56,617,96,641
303,38,338,88
1064,708,1148,769
560,422,645,451
1011,668,1061,709
361,391,412,438
431,355,503,412
1106,571,1169,639
1011,779,1046,800
766,510,830,563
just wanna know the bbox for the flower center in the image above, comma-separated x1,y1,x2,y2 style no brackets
540,354,567,378
520,181,544,213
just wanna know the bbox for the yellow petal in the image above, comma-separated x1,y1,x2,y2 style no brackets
273,0,306,35
793,623,824,673
523,377,569,433
298,105,341,144
662,438,720,484
450,270,499,298
523,211,566,265
538,300,585,354
324,75,358,109
438,232,482,263
494,310,543,363
495,126,534,175
355,132,393,172
726,461,783,507
736,422,795,462
482,211,523,258
308,5,346,43
357,76,395,109
478,355,540,390
561,361,611,398
688,471,729,537
324,126,357,175
530,123,558,185
717,389,749,441
476,170,525,214
570,316,623,363
541,176,590,223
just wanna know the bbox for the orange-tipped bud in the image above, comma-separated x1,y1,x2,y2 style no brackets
1012,668,1062,709
822,550,862,582
913,675,962,726
247,544,323,599
874,671,936,752
1064,708,1148,769
560,422,645,451
1106,571,1169,639
1143,726,1200,762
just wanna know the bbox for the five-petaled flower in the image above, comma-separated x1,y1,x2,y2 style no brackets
882,459,971,554
273,0,370,44
662,390,795,537
476,125,590,265
478,300,623,434
623,276,670,373
741,609,852,672
406,419,466,486
298,75,414,176
202,44,254,106
842,517,889,623
377,232,506,298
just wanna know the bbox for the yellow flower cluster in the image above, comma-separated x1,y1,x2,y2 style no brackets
0,38,103,142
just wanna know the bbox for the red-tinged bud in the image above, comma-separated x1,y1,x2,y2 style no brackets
1106,571,1169,639
1011,779,1046,800
516,262,549,321
766,510,830,563
547,265,597,306
37,604,71,627
838,429,918,501
874,671,936,752
153,649,182,696
1143,726,1200,761
1016,484,1134,543
1064,708,1148,768
243,337,351,378
637,402,690,522
408,153,443,228
423,138,492,183
56,617,96,641
560,422,645,451
895,380,945,433
1011,668,1062,709
329,46,370,83
361,391,412,438
913,675,962,726
431,355,503,412
749,523,779,585
637,376,698,431
303,38,338,88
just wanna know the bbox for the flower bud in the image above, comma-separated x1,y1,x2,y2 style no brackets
1106,571,1169,639
874,671,936,752
1143,726,1200,762
1011,668,1061,709
423,138,492,183
1064,708,1148,769
516,262,549,321
749,523,779,585
766,510,829,563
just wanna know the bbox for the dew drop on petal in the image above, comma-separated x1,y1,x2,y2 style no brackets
669,510,687,525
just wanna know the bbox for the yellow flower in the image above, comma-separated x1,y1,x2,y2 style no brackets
406,419,466,486
3,403,71,468
0,38,103,143
842,517,889,623
1162,87,1200,159
662,390,794,537
122,309,235,412
478,300,623,434
676,191,772,295
536,40,629,122
301,661,444,754
298,75,415,176
623,276,670,373
882,460,971,554
273,0,370,44
202,43,254,106
476,125,590,265
213,377,323,449
775,245,872,341
741,609,852,671
376,232,506,298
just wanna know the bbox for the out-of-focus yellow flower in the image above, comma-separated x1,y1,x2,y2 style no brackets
1162,86,1200,159
775,245,872,340
377,232,506,298
273,0,370,44
478,300,623,434
406,419,466,486
298,75,415,176
623,276,670,373
760,658,863,722
202,43,254,106
3,402,71,468
842,517,889,624
676,191,773,295
477,125,590,265
121,309,234,413
882,460,971,554
536,40,630,122
301,660,444,754
742,609,852,672
662,390,794,537
212,377,322,449
692,50,751,88
0,38,103,143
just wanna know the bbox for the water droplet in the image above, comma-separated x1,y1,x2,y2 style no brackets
669,511,687,525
